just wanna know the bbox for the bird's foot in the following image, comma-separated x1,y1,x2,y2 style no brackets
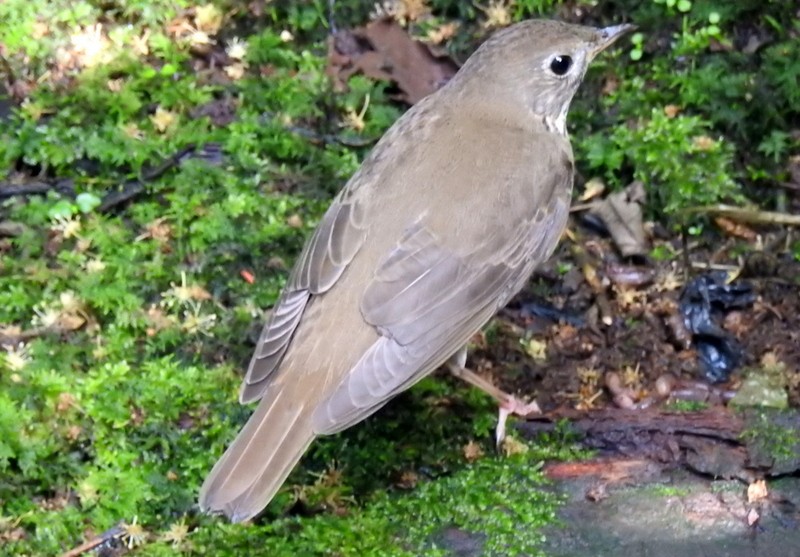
447,356,540,447
496,396,540,449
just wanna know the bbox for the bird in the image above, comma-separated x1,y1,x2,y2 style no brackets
200,18,633,522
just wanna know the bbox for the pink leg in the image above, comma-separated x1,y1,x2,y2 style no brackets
448,349,540,445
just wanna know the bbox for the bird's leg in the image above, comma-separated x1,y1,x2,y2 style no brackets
448,347,540,446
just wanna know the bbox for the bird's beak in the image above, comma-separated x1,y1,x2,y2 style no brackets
590,23,636,59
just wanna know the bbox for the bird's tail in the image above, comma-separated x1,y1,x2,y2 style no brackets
199,381,315,522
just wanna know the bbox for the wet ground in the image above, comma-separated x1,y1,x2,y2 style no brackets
541,471,800,557
457,229,800,557
471,231,800,412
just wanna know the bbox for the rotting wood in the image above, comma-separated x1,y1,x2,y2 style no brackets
518,407,800,481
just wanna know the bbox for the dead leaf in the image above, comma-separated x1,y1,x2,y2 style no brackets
591,181,648,258
426,22,459,44
664,104,681,118
194,4,223,35
692,135,717,151
580,178,605,202
585,482,609,502
56,392,77,413
224,63,246,80
478,0,512,29
500,435,529,456
746,507,760,526
151,107,177,133
714,216,757,240
59,313,86,331
372,0,431,24
145,306,177,333
521,337,547,361
463,440,484,462
396,470,419,489
327,18,458,105
747,479,768,503
742,32,769,55
788,155,800,185
286,214,304,229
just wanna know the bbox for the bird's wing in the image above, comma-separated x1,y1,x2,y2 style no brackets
312,188,570,434
240,185,368,403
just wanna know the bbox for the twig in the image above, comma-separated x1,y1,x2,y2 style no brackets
683,204,800,226
97,143,219,212
569,243,614,326
59,525,126,557
776,181,800,192
689,261,740,272
0,52,18,91
0,325,65,345
0,179,75,200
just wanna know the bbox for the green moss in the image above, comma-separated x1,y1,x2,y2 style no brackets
646,485,691,498
740,410,800,468
184,454,560,557
664,400,709,412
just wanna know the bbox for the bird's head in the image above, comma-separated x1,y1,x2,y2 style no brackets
450,20,635,133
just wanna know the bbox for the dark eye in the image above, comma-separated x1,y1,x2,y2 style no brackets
549,55,573,76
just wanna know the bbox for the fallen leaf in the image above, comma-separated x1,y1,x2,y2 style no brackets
692,135,717,151
714,216,757,241
195,4,223,35
478,0,512,29
463,440,484,462
747,479,768,503
591,181,648,258
500,435,529,457
580,178,606,202
286,214,304,228
426,22,459,44
151,107,177,133
327,18,458,105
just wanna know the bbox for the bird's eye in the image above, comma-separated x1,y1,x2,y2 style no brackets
549,55,573,76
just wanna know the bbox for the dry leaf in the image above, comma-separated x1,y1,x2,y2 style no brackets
286,214,304,229
151,107,177,133
463,440,484,462
327,18,458,105
580,178,606,202
747,479,768,503
522,338,547,361
59,313,86,331
195,4,223,35
396,470,419,489
478,0,512,29
501,435,529,457
591,181,648,258
56,392,77,413
692,135,717,151
426,22,459,44
714,216,757,241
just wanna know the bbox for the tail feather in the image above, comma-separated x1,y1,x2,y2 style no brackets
199,382,316,522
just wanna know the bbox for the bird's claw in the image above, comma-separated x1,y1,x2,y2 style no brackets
495,396,541,449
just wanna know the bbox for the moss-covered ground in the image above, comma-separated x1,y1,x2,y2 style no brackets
1,0,798,555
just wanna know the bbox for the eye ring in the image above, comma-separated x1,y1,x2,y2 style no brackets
549,55,573,76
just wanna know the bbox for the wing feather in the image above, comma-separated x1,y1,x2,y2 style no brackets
241,192,367,402
314,192,569,432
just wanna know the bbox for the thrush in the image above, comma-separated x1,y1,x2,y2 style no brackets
200,18,633,522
